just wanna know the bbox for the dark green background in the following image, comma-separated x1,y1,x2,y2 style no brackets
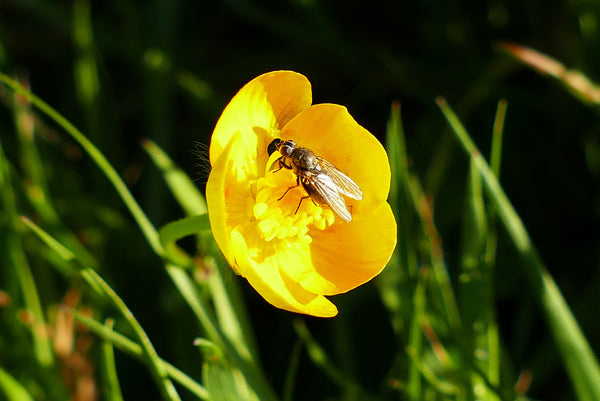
1,1,599,400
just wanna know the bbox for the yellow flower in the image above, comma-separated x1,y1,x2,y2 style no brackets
206,71,397,317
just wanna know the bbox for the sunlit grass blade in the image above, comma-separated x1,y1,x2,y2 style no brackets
406,266,426,400
158,215,209,266
72,310,209,400
437,97,600,401
490,100,507,178
99,318,125,401
196,337,258,401
498,42,600,106
164,265,279,401
72,0,101,138
484,100,506,386
0,139,54,367
0,71,163,255
176,70,214,101
459,158,500,401
20,217,182,401
202,362,253,401
142,139,208,216
0,366,35,401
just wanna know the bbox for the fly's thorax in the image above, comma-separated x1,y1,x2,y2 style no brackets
291,147,320,171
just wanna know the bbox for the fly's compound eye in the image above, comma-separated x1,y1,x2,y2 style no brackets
267,138,281,156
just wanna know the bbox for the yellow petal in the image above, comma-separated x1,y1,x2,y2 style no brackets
279,103,391,219
210,71,312,170
230,229,338,317
206,136,238,267
309,202,397,295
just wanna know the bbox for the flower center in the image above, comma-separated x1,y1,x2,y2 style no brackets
250,168,335,245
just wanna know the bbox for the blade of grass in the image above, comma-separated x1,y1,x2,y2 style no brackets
71,310,209,400
13,75,97,269
99,318,125,401
202,362,252,401
72,0,101,140
0,138,54,367
498,42,600,106
381,102,423,400
415,179,462,331
164,265,280,401
459,158,500,401
490,100,507,179
483,100,506,388
0,366,35,401
158,215,209,266
20,217,182,401
0,71,163,255
141,139,207,216
438,97,600,401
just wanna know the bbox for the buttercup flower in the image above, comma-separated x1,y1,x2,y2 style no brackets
206,71,396,317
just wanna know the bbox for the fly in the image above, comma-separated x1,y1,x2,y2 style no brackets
267,138,363,223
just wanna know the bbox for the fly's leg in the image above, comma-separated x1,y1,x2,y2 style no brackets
278,176,301,201
270,157,292,173
278,176,316,215
294,196,311,214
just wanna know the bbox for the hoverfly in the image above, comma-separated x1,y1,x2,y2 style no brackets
267,138,363,223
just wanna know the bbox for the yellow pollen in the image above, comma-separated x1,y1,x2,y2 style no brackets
252,174,336,243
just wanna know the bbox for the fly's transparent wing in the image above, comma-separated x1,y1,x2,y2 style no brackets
316,157,363,200
303,171,353,223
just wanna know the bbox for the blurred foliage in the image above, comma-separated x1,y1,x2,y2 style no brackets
0,1,599,401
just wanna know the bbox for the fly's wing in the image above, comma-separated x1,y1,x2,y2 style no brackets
304,171,353,223
316,157,363,200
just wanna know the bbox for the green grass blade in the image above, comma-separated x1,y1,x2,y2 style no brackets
12,76,98,269
158,215,209,266
72,0,101,138
490,100,507,178
437,97,600,401
20,217,182,401
459,159,501,401
142,139,208,216
72,310,209,400
0,366,35,401
203,362,254,401
0,140,54,367
484,100,506,387
381,102,423,400
163,265,279,401
99,318,125,401
0,71,163,256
